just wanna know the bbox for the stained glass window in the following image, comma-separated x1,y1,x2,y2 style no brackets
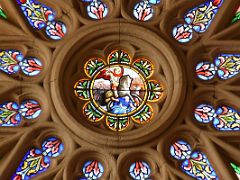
196,54,240,80
0,100,41,126
17,0,67,40
0,50,42,76
74,50,164,131
231,163,240,179
170,140,218,179
194,104,240,131
129,161,151,180
133,0,161,21
82,0,108,20
79,160,104,179
12,137,64,180
0,4,7,19
232,6,240,23
0,0,239,179
173,0,223,43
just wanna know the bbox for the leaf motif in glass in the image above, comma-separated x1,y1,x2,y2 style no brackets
133,0,161,21
0,100,41,127
0,4,7,19
173,0,224,43
19,57,42,76
196,62,217,80
196,54,240,81
12,137,64,180
129,161,151,180
170,140,218,180
232,6,240,23
231,163,240,179
182,152,218,180
19,100,42,119
82,0,108,20
0,50,42,76
82,160,104,180
215,54,240,80
17,0,67,40
194,104,216,123
214,106,240,131
0,102,21,126
0,50,24,75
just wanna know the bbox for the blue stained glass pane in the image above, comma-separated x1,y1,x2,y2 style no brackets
172,24,193,43
0,101,21,126
45,21,67,40
11,148,50,180
19,57,42,76
0,50,23,75
170,140,192,160
184,0,224,33
19,100,41,119
82,160,104,179
181,152,218,180
84,0,108,20
133,1,154,21
196,62,217,80
213,106,240,131
194,104,215,123
11,137,64,179
41,137,64,157
149,0,161,4
129,161,151,180
17,0,56,30
173,0,224,43
215,54,240,80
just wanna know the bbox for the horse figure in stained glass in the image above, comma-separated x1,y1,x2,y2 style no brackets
170,140,218,180
75,50,163,130
96,67,143,115
12,137,64,180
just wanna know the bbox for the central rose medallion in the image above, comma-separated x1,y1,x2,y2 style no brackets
74,50,164,131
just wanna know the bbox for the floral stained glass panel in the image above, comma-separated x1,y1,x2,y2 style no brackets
196,54,240,80
12,137,64,180
0,50,42,76
74,50,164,131
17,0,67,40
0,100,41,126
170,140,218,180
194,104,240,131
82,0,108,20
79,160,104,180
133,0,161,21
173,0,223,43
129,161,151,180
